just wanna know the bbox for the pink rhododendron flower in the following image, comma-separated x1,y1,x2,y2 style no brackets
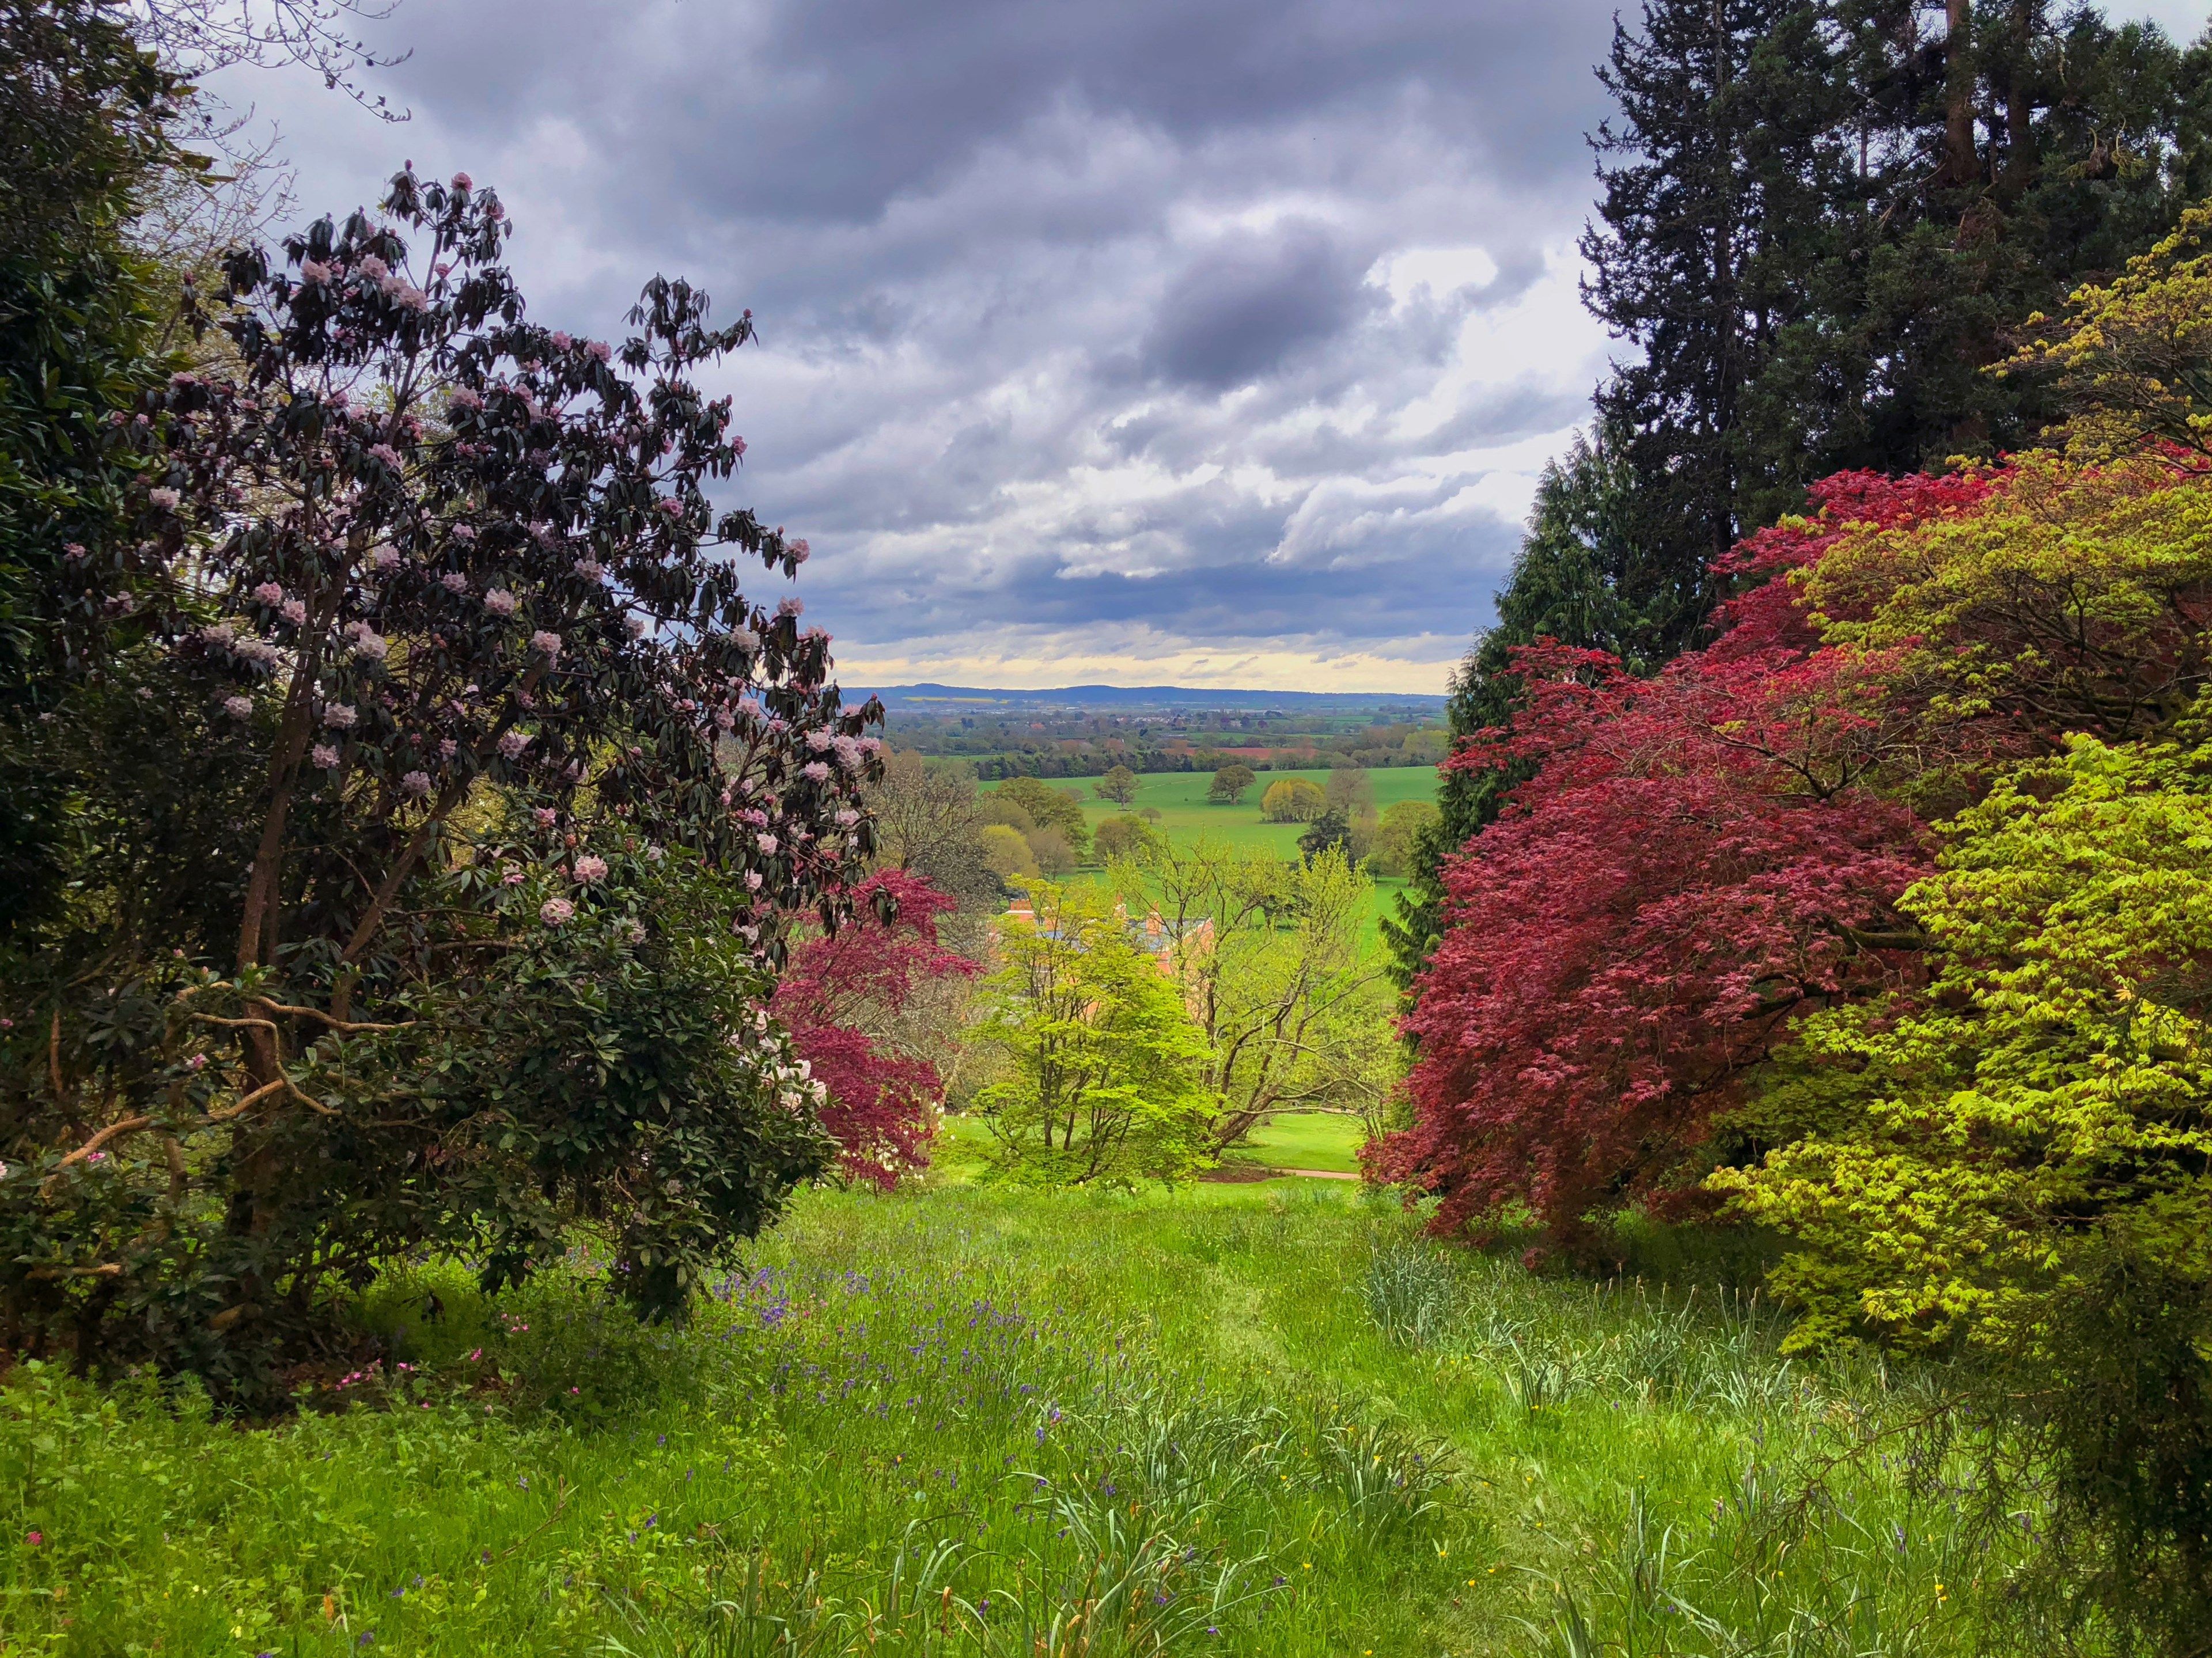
368,443,403,468
533,807,558,827
530,629,562,658
148,487,180,511
357,254,389,279
572,855,608,883
501,866,525,886
321,703,357,729
498,731,532,758
223,695,255,719
805,728,834,752
441,572,468,593
745,871,763,891
803,761,830,782
483,588,517,616
252,581,285,606
451,171,472,191
572,557,604,581
586,340,612,363
62,542,85,559
550,331,572,351
280,598,308,625
370,544,401,570
789,538,809,564
299,259,330,283
401,770,432,796
755,833,778,855
539,897,574,926
448,386,483,410
776,597,802,619
312,743,340,768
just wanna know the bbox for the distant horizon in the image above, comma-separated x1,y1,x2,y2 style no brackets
854,679,1449,708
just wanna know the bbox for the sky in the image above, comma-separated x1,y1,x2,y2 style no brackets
206,0,2211,695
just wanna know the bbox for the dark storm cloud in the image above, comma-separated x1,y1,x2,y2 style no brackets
1141,221,1378,389
221,0,1630,688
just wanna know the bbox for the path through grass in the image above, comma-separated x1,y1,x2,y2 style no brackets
3,1181,1999,1656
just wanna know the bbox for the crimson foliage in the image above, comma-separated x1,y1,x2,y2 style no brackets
1377,472,1994,1246
773,870,975,1190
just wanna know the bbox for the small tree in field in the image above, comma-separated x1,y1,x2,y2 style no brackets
0,169,882,1395
974,882,1215,1186
1207,762,1256,804
1094,763,1138,805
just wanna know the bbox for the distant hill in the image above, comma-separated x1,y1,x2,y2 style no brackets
855,682,1448,715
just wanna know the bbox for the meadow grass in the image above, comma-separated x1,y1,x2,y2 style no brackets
2,1180,2004,1657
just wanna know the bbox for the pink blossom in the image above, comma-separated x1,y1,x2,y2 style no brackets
586,340,612,363
626,616,647,636
572,855,608,883
501,866,525,886
529,629,562,658
572,557,605,581
299,259,331,284
859,737,883,756
148,486,180,511
357,254,389,280
441,572,468,593
805,728,833,752
833,735,863,770
351,627,388,661
279,598,308,625
550,331,573,351
498,731,532,759
439,737,458,759
186,1053,208,1071
776,597,802,619
63,541,86,560
657,496,684,518
802,761,830,783
483,588,518,616
745,870,763,891
452,523,476,542
223,695,255,719
321,703,358,729
533,807,558,827
200,622,236,647
835,808,860,826
312,743,340,768
731,435,747,458
755,833,778,855
451,171,472,191
731,627,759,652
789,538,809,564
401,770,433,796
539,897,575,926
644,843,665,862
370,545,401,570
368,443,404,469
448,386,483,411
252,581,285,607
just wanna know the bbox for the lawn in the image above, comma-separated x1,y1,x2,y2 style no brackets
1058,766,1440,941
1229,1111,1365,1174
3,1178,2001,1657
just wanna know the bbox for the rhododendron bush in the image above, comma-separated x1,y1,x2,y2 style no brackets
0,169,885,1398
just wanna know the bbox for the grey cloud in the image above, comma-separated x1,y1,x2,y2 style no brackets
218,0,1627,685
1141,221,1378,389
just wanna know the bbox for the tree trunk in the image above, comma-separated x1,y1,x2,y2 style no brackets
1940,0,1980,190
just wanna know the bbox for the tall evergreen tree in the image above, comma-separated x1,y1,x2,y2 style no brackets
1384,427,1645,988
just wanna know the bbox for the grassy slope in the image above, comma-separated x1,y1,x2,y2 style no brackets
1058,766,1439,940
1232,1111,1365,1174
3,1182,1998,1657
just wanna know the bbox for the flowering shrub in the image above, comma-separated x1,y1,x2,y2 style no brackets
0,168,880,1398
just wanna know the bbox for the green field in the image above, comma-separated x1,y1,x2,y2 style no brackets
1054,765,1440,939
1231,1111,1365,1174
2,1179,1997,1657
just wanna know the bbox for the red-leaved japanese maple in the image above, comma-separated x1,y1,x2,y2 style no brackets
773,870,976,1189
1376,471,1998,1247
